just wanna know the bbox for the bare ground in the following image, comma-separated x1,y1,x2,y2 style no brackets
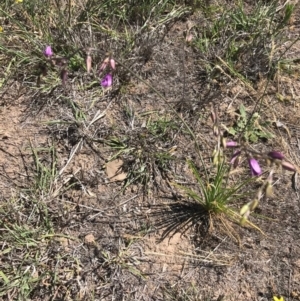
1,3,300,301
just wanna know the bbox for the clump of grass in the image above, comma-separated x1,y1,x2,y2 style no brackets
211,106,297,227
0,214,51,299
174,159,261,242
98,240,145,279
0,142,80,299
154,102,298,242
192,1,295,83
106,114,178,191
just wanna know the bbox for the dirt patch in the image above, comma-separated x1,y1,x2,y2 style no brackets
144,232,192,269
1,2,300,301
0,98,48,197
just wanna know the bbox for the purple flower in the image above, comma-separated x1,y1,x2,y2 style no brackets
268,151,284,160
248,158,262,176
225,140,238,148
44,46,53,58
101,73,113,88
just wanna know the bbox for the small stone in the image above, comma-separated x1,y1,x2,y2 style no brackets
84,234,95,244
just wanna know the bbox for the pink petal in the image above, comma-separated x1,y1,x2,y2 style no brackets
249,158,262,176
110,58,116,70
44,46,53,58
282,161,296,172
101,73,113,88
226,140,238,148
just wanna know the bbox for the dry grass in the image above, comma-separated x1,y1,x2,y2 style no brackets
1,0,300,300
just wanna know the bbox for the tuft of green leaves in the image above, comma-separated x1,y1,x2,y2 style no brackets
175,159,263,241
227,104,273,143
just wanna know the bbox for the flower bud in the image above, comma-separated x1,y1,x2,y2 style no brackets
249,199,259,211
222,137,226,149
213,149,223,166
265,182,273,198
240,211,250,226
230,150,241,168
86,54,92,73
240,203,250,216
240,216,247,226
110,58,116,70
268,151,284,160
282,160,296,172
257,189,263,201
213,125,219,136
213,151,219,166
211,109,216,124
267,170,274,183
248,158,262,176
